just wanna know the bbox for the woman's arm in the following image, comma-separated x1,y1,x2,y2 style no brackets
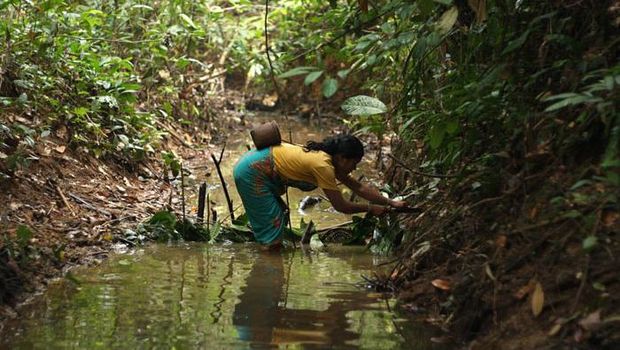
323,188,388,215
337,174,407,208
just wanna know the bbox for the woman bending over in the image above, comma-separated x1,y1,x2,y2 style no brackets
233,134,407,246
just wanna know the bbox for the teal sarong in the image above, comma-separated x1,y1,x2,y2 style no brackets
233,148,288,244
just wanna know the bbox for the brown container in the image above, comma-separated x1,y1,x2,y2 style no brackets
250,121,281,149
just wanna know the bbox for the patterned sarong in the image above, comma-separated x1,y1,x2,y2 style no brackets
233,148,288,244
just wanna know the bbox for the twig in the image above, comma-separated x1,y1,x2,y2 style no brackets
206,193,210,231
301,221,315,244
216,204,244,223
55,185,76,216
181,163,186,221
156,121,192,148
210,145,235,221
387,154,457,178
67,192,111,216
264,0,282,100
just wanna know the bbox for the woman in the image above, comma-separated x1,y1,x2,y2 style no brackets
233,134,407,246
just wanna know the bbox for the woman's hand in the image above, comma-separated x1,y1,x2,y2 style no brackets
368,204,389,216
388,199,409,209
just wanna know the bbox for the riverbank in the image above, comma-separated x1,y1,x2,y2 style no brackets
0,91,246,325
384,141,620,349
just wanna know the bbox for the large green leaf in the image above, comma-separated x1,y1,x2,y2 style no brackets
304,70,323,85
341,95,387,115
322,78,338,98
428,124,446,149
436,6,458,34
278,66,317,79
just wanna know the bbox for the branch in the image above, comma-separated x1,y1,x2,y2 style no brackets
210,145,235,221
264,0,282,100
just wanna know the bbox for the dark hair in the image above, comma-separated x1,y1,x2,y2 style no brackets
304,134,364,159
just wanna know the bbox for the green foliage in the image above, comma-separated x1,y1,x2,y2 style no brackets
130,211,256,244
341,95,387,116
1,0,298,165
1,225,36,268
161,151,181,178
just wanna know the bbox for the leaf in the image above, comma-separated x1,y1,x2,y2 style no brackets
531,281,544,317
570,179,592,191
578,310,602,331
341,95,387,115
544,94,599,112
548,323,562,336
582,235,598,252
278,66,316,78
337,69,351,79
148,211,177,230
131,4,154,11
436,6,458,35
304,71,323,86
16,225,33,246
446,119,459,134
417,0,436,16
208,222,222,243
502,30,531,55
495,235,507,248
428,125,445,149
179,14,198,30
322,78,338,98
431,279,451,291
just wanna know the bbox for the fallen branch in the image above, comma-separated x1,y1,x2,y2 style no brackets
54,185,76,216
67,192,112,217
156,120,193,148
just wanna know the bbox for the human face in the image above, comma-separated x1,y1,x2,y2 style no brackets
334,155,361,177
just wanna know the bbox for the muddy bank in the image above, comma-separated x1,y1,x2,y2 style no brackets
0,92,246,324
383,141,620,349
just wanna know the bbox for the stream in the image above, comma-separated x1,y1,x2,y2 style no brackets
0,114,447,349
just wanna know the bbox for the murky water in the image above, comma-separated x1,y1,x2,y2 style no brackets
0,244,444,349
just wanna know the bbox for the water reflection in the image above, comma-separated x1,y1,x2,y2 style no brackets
233,250,419,348
0,244,445,349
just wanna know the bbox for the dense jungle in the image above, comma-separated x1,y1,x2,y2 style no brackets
1,0,618,349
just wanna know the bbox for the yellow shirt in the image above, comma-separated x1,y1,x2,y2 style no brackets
272,143,339,190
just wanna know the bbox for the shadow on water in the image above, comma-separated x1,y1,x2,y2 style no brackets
0,244,448,349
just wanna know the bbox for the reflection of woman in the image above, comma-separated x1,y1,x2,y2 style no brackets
233,252,285,344
233,134,407,247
